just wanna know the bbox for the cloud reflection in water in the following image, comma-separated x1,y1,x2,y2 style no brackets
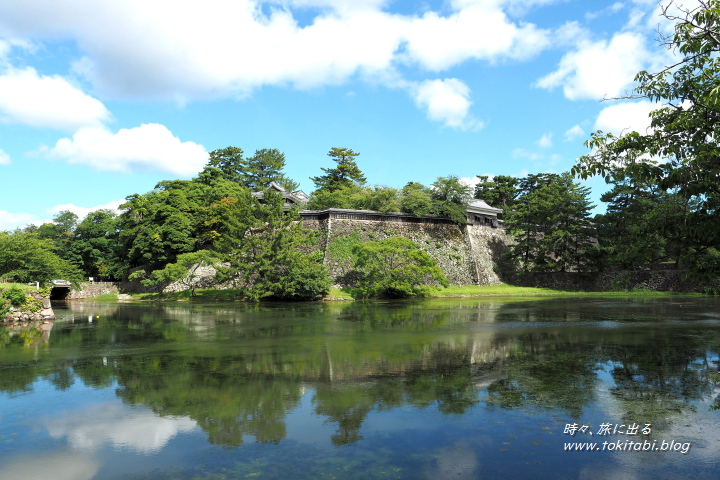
45,403,197,453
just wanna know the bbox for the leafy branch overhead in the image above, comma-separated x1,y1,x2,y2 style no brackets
573,0,720,277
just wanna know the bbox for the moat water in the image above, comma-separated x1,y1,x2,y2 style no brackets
1,297,719,479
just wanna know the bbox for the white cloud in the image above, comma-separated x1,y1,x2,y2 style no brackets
512,148,543,160
585,2,624,20
48,199,124,220
0,1,550,105
0,210,37,231
537,132,552,148
458,176,482,188
413,78,481,129
44,124,208,177
0,148,10,164
564,124,584,141
594,99,657,136
536,32,649,100
403,4,550,71
552,21,591,46
0,66,110,130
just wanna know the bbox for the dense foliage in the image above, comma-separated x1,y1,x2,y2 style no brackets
503,173,597,273
573,0,720,277
210,188,330,300
352,237,449,298
474,175,519,219
0,231,83,285
594,179,690,269
310,147,367,193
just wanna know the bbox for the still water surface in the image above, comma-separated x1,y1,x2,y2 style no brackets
1,297,719,479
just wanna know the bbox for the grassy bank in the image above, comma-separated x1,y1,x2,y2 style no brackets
0,283,39,292
81,283,696,303
430,284,681,297
320,284,687,300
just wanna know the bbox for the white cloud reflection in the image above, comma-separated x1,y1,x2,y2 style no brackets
45,403,197,453
0,451,100,480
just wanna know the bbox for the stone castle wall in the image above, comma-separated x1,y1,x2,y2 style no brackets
505,269,720,293
303,218,508,286
67,283,120,299
142,218,509,293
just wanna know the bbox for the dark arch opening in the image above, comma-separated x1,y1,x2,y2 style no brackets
50,286,70,300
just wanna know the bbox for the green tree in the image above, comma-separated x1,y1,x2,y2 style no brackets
505,172,597,273
430,175,472,224
573,1,720,277
69,209,118,279
130,250,221,296
474,175,519,216
113,176,250,279
399,182,434,217
211,189,330,301
306,184,400,213
244,148,300,191
310,147,366,193
595,179,690,269
33,210,81,265
203,146,246,184
351,237,449,299
0,231,83,285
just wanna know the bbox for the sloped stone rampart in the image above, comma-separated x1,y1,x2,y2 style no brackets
303,219,508,286
140,217,510,293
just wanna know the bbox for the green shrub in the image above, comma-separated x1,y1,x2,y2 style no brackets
351,237,449,299
327,230,363,275
3,287,27,307
263,252,331,301
20,296,43,313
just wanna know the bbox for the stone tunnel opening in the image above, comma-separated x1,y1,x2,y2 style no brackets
50,286,71,300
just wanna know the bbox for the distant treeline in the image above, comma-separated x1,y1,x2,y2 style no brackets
1,140,719,297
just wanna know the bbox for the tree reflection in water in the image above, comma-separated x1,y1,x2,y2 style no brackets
1,297,719,453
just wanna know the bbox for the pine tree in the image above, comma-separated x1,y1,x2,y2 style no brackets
505,172,596,273
241,149,300,191
310,147,366,192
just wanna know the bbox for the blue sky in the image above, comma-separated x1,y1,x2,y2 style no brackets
0,0,687,230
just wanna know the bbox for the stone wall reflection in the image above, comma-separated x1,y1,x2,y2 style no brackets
1,298,719,448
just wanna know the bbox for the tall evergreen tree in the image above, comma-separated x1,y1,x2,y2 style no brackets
311,147,366,192
210,189,330,301
474,175,519,215
242,148,300,191
505,172,596,273
595,179,690,269
204,146,245,184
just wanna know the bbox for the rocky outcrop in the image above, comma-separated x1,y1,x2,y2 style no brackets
2,291,54,323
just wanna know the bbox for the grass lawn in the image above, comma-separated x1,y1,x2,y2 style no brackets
82,283,692,303
0,283,40,292
324,284,680,300
431,284,676,297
